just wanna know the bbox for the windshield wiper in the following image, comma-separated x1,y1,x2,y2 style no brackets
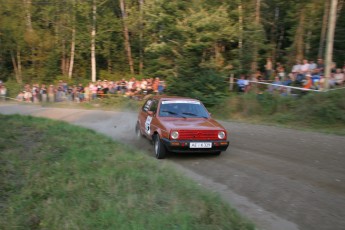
182,112,198,116
161,110,186,118
182,112,208,119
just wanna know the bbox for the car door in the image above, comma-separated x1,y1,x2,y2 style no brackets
139,98,158,139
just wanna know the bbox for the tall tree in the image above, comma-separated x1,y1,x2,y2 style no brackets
324,0,339,89
91,0,97,82
120,0,135,75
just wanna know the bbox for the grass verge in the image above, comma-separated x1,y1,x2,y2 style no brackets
0,114,254,230
210,90,345,135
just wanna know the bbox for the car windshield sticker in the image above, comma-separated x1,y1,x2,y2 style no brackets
145,116,152,134
162,100,200,104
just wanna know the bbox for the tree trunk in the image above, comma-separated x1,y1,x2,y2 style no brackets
139,0,144,75
238,2,243,72
68,27,76,79
91,0,97,82
11,49,23,84
61,39,67,75
292,9,305,62
318,0,330,59
214,43,224,68
324,0,338,90
120,0,135,75
24,0,37,69
24,0,33,32
251,0,260,73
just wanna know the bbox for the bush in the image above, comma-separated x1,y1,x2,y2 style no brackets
166,69,229,107
2,79,23,99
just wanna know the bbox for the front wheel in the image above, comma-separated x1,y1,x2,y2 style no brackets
213,151,221,156
154,134,166,159
135,122,143,139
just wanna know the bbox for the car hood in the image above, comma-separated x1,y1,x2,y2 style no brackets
158,117,225,130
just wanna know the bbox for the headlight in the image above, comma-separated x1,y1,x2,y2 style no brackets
218,131,226,139
171,131,179,140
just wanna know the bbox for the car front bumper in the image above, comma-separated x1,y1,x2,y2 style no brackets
161,138,229,153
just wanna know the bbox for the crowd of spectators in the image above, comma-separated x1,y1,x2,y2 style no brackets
13,77,166,103
0,80,7,101
237,58,345,94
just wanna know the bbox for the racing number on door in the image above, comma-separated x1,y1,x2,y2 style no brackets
145,116,152,135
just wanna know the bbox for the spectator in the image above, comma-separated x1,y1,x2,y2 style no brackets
32,83,40,103
300,59,310,75
317,58,325,74
311,70,321,90
0,82,6,101
309,60,317,71
84,84,90,101
237,75,248,93
40,84,48,103
303,74,313,90
140,79,148,94
334,68,344,86
153,77,159,95
127,77,136,93
89,82,98,100
158,79,165,95
77,83,84,102
264,57,273,80
48,85,55,102
17,91,24,102
291,60,302,81
120,78,127,95
276,64,286,81
24,90,32,102
108,82,117,94
268,76,282,93
102,80,109,95
331,62,337,74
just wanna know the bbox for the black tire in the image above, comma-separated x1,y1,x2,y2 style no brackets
213,151,221,156
135,122,143,139
154,134,166,159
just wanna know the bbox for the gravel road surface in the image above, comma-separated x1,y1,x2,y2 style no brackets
1,104,344,230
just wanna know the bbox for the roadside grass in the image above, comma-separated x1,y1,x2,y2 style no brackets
210,90,345,135
0,114,254,230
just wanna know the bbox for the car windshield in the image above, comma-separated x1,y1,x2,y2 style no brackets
158,100,209,118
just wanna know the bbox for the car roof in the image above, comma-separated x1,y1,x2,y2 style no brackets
150,95,200,102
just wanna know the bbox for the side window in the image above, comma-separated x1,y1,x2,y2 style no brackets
142,99,152,112
150,100,158,113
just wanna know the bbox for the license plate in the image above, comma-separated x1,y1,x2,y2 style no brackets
190,142,212,148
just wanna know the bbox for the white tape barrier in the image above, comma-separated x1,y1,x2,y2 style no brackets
231,80,345,93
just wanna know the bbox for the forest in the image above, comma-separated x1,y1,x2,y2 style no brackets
0,0,344,97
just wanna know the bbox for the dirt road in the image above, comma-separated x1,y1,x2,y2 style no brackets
1,104,344,230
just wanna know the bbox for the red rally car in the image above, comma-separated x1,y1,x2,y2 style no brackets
135,96,229,159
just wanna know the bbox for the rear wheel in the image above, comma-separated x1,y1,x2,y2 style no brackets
154,134,166,159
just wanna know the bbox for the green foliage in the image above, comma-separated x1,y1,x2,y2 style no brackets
3,79,23,99
0,0,344,89
293,90,345,124
166,68,229,107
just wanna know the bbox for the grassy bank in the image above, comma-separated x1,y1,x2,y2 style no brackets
210,90,345,135
0,114,254,230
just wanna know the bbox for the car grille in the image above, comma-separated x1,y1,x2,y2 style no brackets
177,130,219,140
